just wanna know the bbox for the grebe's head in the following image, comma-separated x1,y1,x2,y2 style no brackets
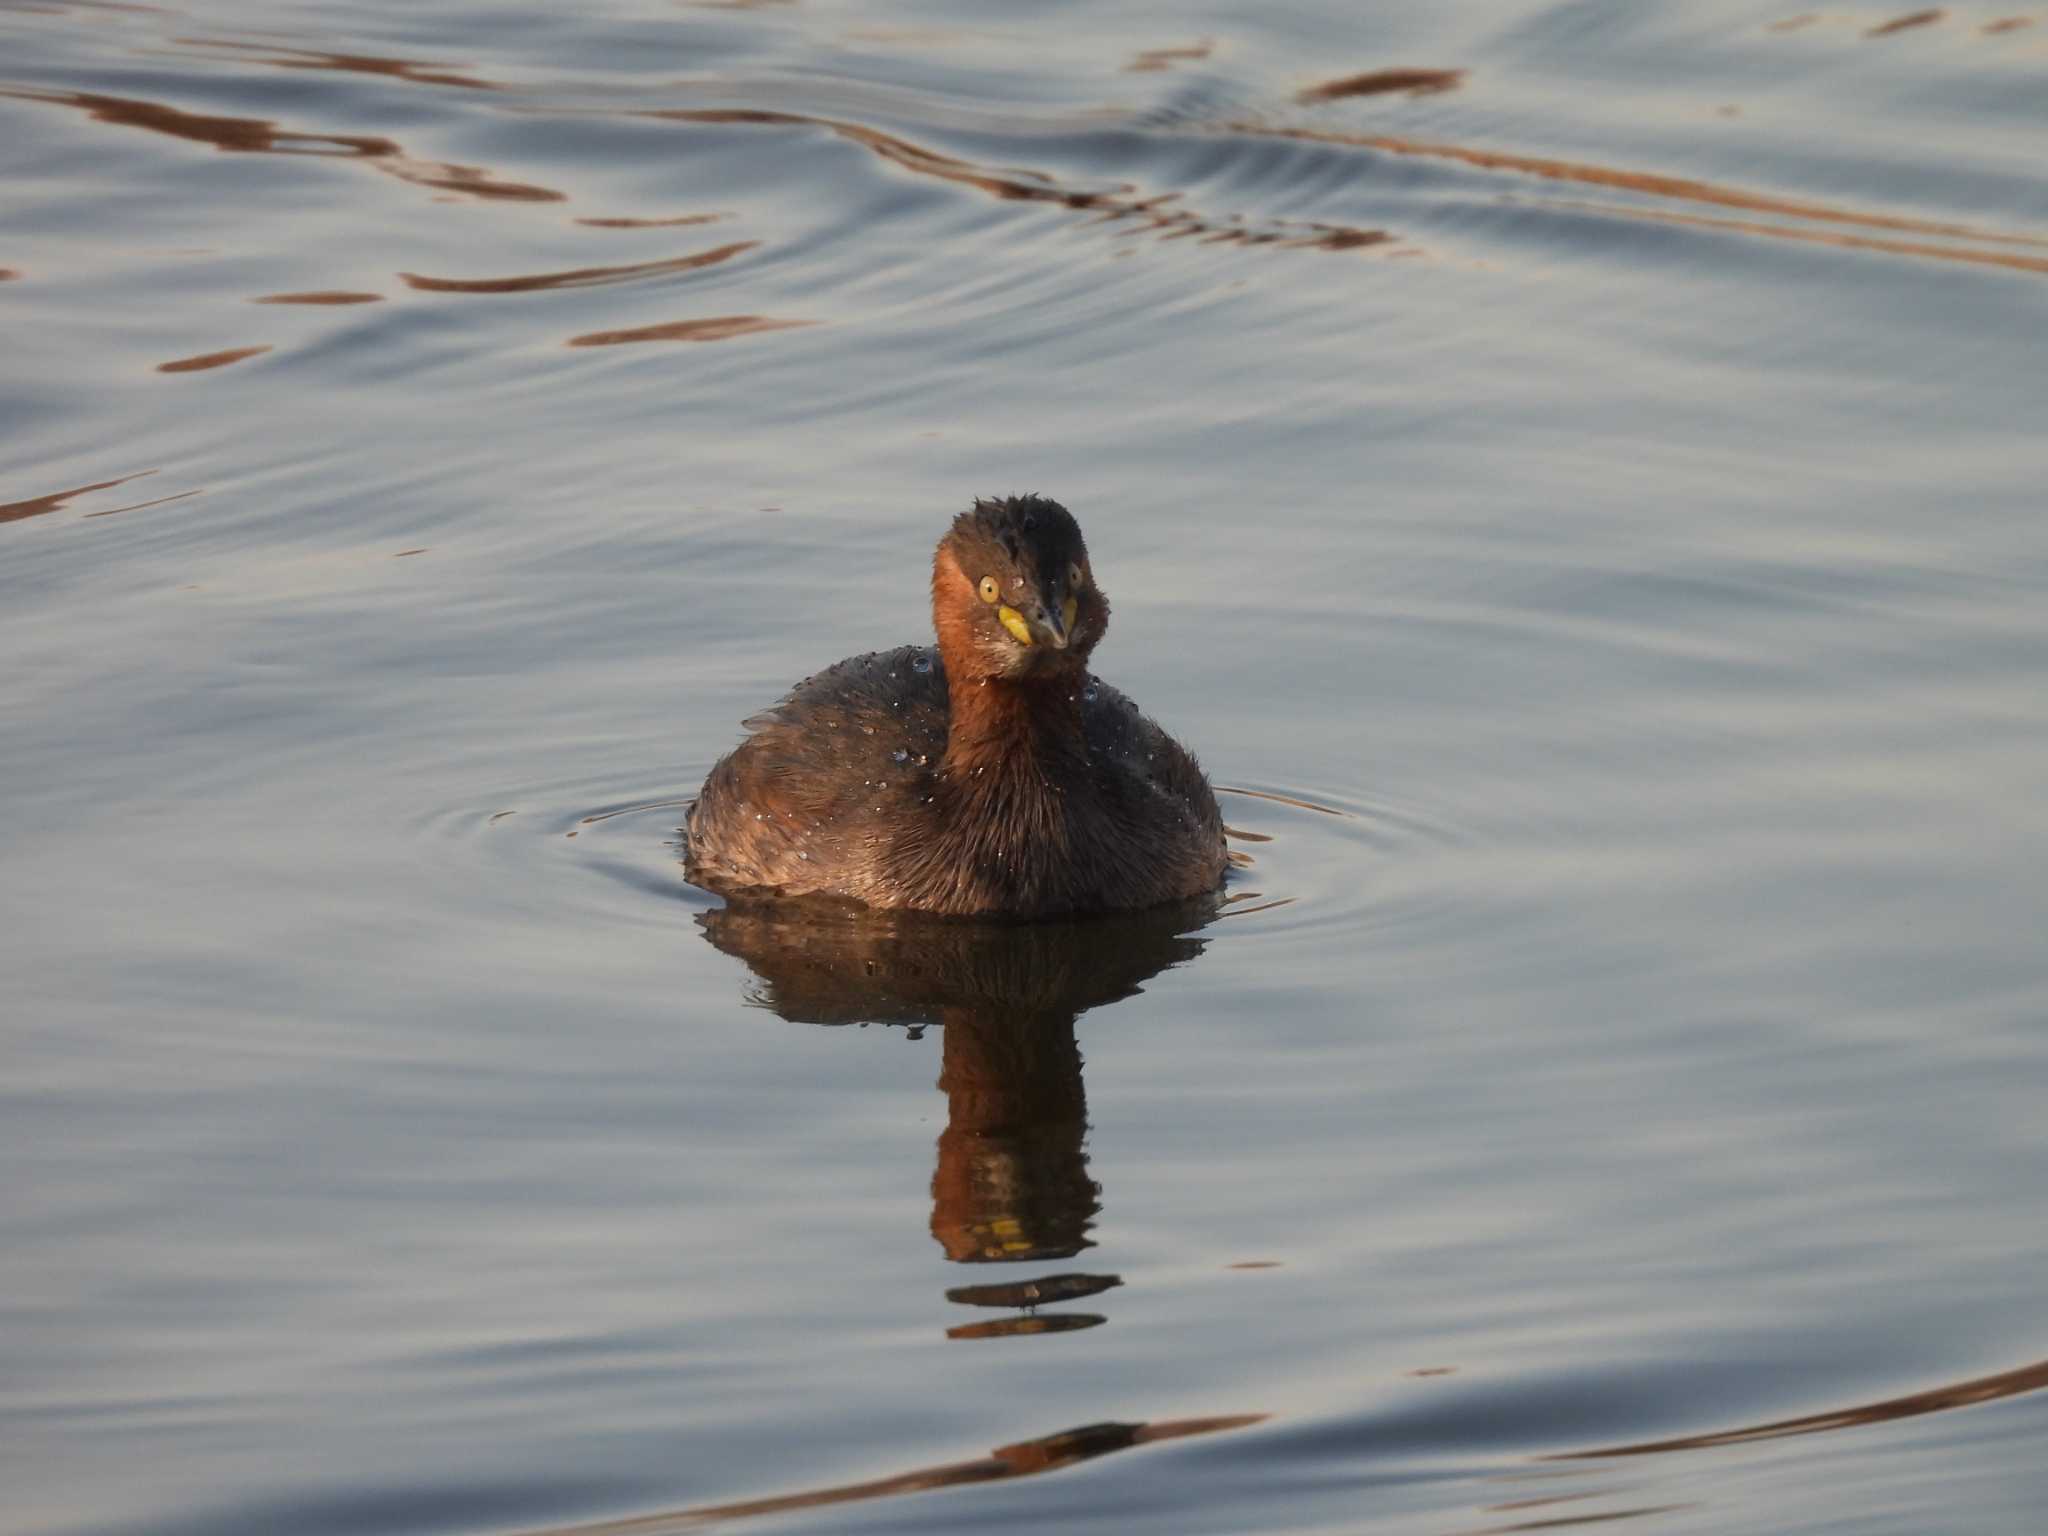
931,495,1109,681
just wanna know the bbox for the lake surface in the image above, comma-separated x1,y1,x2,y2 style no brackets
5,1,2048,1532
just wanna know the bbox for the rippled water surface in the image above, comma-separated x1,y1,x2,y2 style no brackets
6,1,2048,1532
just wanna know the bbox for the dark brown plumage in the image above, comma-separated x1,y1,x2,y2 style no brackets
685,495,1227,917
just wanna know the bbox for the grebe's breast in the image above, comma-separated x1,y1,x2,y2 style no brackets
687,649,1223,914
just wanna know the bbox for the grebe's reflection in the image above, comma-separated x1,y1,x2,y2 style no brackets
697,896,1216,1339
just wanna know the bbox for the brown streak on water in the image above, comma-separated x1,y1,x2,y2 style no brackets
1290,225,1394,250
1867,9,1946,37
0,87,396,155
1557,1356,2048,1459
946,1313,1105,1339
945,1273,1121,1307
157,344,271,372
1230,122,2048,253
373,155,563,202
513,1415,1268,1534
646,109,1395,253
1298,67,1466,102
0,469,154,525
81,488,204,517
1454,1506,1690,1534
1545,196,2048,278
0,87,563,200
170,37,504,90
252,290,384,304
565,315,814,346
574,214,729,229
401,244,757,294
1125,40,1213,73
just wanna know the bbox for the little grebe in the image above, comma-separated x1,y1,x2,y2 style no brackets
685,495,1227,917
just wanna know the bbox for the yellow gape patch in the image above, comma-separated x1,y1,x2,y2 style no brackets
1062,594,1078,634
997,606,1034,645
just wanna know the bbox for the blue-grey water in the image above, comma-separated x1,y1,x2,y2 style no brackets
5,2,2048,1533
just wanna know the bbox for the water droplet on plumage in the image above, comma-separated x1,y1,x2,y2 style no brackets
892,749,909,764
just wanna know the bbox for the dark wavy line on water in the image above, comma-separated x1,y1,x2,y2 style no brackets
251,290,384,304
0,469,154,525
512,1414,1266,1535
1556,1354,2048,1458
564,315,815,347
1224,120,2048,255
167,36,504,91
641,108,1398,254
398,243,757,294
1125,40,1213,74
0,85,390,154
574,214,728,230
1453,1504,1692,1535
156,343,271,373
0,86,565,200
1297,67,1466,103
1540,196,2048,279
81,487,203,518
1867,8,1946,38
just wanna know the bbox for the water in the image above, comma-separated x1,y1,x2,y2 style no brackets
4,1,2047,1532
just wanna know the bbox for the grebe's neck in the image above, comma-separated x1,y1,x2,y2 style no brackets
940,665,1087,780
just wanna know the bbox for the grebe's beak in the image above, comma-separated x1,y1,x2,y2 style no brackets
1035,600,1070,650
1028,580,1078,650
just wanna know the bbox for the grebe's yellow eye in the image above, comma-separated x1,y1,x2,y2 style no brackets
1069,562,1085,590
978,575,1000,604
